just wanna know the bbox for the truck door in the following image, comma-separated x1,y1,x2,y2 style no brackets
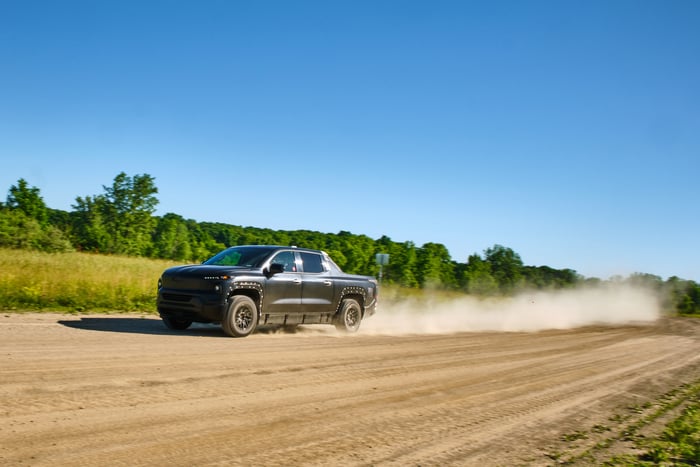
264,250,302,316
299,251,335,314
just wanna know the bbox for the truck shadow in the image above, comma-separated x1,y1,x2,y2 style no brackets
58,317,228,337
58,317,304,337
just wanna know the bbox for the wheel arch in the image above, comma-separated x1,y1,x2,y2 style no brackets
229,282,263,318
337,286,368,318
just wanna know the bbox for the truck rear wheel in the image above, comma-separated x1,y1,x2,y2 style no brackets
222,295,258,337
334,298,362,333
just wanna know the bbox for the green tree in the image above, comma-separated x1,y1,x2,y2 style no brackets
0,209,72,252
332,231,375,275
47,208,72,233
484,244,524,293
186,219,225,261
667,277,700,315
387,241,419,288
103,172,158,255
151,213,193,261
626,272,664,290
462,253,499,295
523,265,580,289
325,248,348,270
71,195,110,252
1,180,72,252
417,242,456,288
6,178,48,224
71,172,158,256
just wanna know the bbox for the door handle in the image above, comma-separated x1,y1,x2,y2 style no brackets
293,278,302,284
323,280,332,286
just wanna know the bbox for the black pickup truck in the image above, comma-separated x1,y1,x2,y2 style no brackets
157,245,378,337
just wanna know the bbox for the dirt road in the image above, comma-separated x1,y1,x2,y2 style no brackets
2,313,700,466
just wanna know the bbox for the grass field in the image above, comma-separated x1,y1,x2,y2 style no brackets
0,248,179,312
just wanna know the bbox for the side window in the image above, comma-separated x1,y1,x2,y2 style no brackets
300,252,325,273
270,251,297,272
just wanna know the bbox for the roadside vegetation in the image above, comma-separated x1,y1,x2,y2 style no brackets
0,173,699,315
0,248,177,312
549,380,700,465
635,396,700,465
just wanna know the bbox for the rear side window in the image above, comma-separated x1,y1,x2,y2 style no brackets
300,252,325,273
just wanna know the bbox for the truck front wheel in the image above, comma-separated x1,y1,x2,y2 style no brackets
335,298,362,333
222,295,258,337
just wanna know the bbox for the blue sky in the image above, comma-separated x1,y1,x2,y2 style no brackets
1,1,698,281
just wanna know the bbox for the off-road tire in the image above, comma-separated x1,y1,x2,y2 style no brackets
334,298,362,333
222,295,258,337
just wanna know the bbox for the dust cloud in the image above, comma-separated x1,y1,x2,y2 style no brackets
359,285,660,336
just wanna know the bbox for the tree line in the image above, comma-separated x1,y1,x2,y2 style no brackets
1,173,698,313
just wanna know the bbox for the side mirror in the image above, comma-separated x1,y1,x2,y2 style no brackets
268,263,285,276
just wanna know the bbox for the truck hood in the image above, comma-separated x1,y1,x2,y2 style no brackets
163,264,255,278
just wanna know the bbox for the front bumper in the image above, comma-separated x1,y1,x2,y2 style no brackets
364,298,378,318
157,289,227,323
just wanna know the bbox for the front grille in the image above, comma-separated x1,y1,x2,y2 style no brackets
164,279,208,290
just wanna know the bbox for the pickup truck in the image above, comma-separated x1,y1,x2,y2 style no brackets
156,245,378,337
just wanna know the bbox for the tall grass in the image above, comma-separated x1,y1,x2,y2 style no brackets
0,248,179,313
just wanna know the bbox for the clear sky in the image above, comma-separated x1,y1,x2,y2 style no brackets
1,1,698,281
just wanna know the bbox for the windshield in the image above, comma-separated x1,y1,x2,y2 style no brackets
203,246,276,267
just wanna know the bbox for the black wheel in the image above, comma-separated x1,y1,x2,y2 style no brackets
334,298,362,333
222,295,258,337
161,315,193,331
